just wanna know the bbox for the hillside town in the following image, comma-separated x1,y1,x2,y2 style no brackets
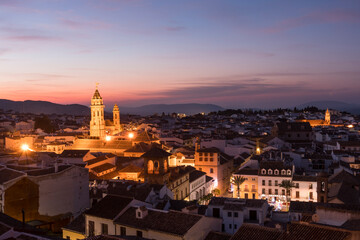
1,88,360,240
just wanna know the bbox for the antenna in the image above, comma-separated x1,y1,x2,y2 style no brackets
96,82,99,90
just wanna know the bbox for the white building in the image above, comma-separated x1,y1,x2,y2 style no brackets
205,197,269,234
258,161,293,211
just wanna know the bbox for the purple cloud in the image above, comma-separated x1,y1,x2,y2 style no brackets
60,19,112,30
264,9,360,33
5,35,62,42
165,26,186,31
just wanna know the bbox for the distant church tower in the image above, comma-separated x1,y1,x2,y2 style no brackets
113,104,121,133
325,108,331,125
90,85,105,137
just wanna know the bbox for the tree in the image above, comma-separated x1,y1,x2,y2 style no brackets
212,188,220,197
231,176,246,198
279,180,295,210
34,115,56,133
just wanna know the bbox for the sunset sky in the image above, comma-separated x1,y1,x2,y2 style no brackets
0,0,359,109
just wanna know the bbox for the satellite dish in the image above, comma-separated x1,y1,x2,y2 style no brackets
312,214,320,222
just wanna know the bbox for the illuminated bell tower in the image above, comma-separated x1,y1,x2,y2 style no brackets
113,104,121,134
90,84,105,137
325,108,330,125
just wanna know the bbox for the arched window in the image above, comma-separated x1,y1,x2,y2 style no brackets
268,169,273,175
147,160,154,174
261,169,266,175
163,159,168,172
154,161,160,174
202,187,205,197
281,170,286,175
287,170,291,175
274,170,279,175
196,191,199,200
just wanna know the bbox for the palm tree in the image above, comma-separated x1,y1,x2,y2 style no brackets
231,176,246,198
279,180,295,210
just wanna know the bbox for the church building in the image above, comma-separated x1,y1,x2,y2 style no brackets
297,109,332,127
90,86,121,137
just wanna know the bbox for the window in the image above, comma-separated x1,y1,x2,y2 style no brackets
245,193,248,199
234,212,238,218
281,170,286,175
261,169,266,174
268,189,272,195
199,157,203,161
287,170,291,175
205,158,208,161
210,157,214,162
262,180,265,186
136,231,143,237
275,189,278,195
228,212,232,217
120,227,126,236
296,191,300,198
268,180,272,186
309,184,313,189
275,180,278,186
268,169,273,175
262,188,265,194
252,193,256,199
234,224,237,229
282,189,285,195
88,221,95,237
309,192,313,200
210,168,214,173
295,183,299,188
101,223,108,235
199,167,202,171
229,224,232,229
252,178,256,181
274,170,279,175
66,237,70,240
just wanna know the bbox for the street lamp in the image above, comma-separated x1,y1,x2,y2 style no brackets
128,132,134,139
21,144,30,151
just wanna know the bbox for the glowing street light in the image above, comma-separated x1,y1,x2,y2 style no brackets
21,144,30,151
128,132,134,139
105,135,111,141
348,124,354,128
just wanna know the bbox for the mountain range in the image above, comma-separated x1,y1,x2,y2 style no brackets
1,99,359,116
0,99,224,116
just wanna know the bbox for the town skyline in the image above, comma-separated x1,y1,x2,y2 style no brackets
1,0,360,108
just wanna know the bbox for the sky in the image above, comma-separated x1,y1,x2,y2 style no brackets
0,0,359,109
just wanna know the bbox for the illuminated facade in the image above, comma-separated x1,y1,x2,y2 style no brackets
89,86,121,138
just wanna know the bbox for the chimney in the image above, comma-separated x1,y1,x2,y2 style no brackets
54,161,58,173
136,206,148,219
22,209,25,229
275,223,282,230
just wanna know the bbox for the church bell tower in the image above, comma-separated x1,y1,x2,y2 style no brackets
90,84,105,137
325,108,331,125
113,104,121,134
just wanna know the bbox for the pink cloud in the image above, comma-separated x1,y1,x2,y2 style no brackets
60,19,112,30
5,35,62,42
264,9,360,33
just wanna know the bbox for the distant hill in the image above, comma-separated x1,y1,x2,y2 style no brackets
297,101,360,114
0,99,224,116
0,99,89,115
118,103,224,115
